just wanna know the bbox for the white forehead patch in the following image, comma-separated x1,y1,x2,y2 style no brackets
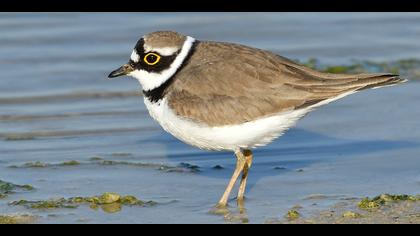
129,36,196,91
144,45,179,56
130,50,140,62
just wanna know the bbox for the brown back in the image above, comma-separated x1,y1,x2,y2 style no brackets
166,41,403,126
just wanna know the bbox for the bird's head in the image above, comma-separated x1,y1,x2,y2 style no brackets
108,31,196,91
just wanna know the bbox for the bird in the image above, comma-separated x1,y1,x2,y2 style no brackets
108,31,406,207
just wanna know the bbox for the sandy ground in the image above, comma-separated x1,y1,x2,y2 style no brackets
3,198,420,224
265,198,420,224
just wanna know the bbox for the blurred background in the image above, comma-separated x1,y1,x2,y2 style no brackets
0,13,419,223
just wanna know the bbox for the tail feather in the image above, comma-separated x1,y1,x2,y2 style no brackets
283,62,407,93
315,73,406,93
289,73,406,96
354,74,407,91
297,74,406,110
280,58,407,110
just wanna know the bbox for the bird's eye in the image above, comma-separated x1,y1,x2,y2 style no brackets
144,53,161,65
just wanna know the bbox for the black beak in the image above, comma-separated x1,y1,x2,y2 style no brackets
108,63,134,79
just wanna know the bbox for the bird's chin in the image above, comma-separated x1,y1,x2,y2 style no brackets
125,71,137,79
128,73,145,87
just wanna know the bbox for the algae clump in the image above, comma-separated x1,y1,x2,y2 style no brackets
10,199,77,209
324,65,363,74
0,180,34,193
12,160,81,168
0,215,37,224
358,198,381,210
60,160,80,166
111,153,132,157
92,158,201,173
98,192,120,204
298,58,420,81
286,210,300,221
10,192,157,213
358,194,420,210
0,180,34,199
0,215,18,224
120,195,144,205
68,192,154,206
100,202,122,213
23,161,49,168
89,156,103,161
72,193,157,213
4,134,35,141
342,211,362,219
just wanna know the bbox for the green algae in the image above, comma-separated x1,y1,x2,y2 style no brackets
342,211,363,219
100,202,122,213
223,212,250,224
10,160,80,168
67,192,156,206
0,180,34,199
22,161,49,168
324,64,364,74
89,156,103,161
111,153,132,157
0,180,16,192
10,192,157,213
4,134,35,141
358,194,420,210
0,215,19,224
95,159,200,173
286,210,300,221
0,215,37,224
269,193,420,224
11,199,78,209
120,195,144,205
299,58,420,80
97,192,120,204
60,160,80,166
9,158,200,173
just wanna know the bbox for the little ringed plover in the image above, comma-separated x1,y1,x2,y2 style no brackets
108,31,406,207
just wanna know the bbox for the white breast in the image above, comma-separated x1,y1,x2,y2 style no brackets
143,91,356,151
144,98,309,151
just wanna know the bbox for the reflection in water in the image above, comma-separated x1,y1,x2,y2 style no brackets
209,199,249,224
100,203,122,214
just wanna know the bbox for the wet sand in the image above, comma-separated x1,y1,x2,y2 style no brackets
267,196,420,224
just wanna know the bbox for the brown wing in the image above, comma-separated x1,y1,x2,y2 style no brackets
166,41,403,126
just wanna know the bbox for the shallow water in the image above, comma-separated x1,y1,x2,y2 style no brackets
1,13,420,223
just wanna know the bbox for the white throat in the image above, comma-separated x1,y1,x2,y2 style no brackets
129,36,196,91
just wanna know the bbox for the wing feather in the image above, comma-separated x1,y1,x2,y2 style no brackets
166,41,403,126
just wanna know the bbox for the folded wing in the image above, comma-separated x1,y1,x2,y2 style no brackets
167,42,405,126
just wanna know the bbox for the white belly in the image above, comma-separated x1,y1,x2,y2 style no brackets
143,98,313,151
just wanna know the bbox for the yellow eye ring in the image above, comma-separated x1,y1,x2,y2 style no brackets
144,53,161,65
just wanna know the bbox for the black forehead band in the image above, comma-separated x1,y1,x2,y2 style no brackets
134,38,180,56
134,38,145,55
129,37,182,73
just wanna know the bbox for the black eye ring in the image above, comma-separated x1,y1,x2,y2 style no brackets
144,53,161,65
